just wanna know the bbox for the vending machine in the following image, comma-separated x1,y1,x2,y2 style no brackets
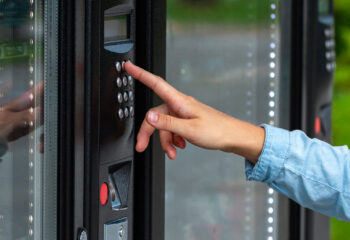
0,0,335,239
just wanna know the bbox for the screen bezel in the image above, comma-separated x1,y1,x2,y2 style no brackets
104,14,131,44
318,0,331,16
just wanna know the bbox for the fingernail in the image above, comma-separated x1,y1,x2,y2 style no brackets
148,111,159,123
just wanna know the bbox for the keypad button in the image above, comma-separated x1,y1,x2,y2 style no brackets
326,52,332,60
122,60,126,71
130,106,134,117
123,92,128,102
332,62,336,70
124,108,129,118
129,91,134,101
325,40,335,49
326,63,332,72
324,29,332,37
115,61,122,72
116,77,122,88
325,41,331,48
117,92,123,103
128,76,133,86
123,76,128,86
118,109,124,119
331,51,336,58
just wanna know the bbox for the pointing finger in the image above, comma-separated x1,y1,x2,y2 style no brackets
125,62,183,104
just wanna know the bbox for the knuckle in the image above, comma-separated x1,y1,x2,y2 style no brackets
163,115,173,130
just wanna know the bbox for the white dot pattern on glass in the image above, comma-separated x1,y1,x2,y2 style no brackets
266,3,278,240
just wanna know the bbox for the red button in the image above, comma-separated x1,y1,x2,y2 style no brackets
315,117,321,135
100,182,108,205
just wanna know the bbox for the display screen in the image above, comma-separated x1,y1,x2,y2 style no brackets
319,0,330,15
104,15,129,42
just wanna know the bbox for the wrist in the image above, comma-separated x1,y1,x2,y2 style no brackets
223,118,265,164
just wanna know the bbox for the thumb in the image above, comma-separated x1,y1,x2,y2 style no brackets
146,111,188,137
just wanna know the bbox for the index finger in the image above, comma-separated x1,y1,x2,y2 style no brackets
125,62,182,103
4,81,43,112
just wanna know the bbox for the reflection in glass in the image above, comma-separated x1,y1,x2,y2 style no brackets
165,0,284,239
0,0,58,239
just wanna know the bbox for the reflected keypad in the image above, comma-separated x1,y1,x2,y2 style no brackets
324,27,336,72
115,60,134,120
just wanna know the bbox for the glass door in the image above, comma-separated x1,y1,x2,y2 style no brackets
0,0,59,239
165,0,290,239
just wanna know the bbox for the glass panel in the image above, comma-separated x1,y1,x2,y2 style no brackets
165,0,289,239
0,0,58,239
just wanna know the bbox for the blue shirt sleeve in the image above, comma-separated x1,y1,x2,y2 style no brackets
245,124,350,221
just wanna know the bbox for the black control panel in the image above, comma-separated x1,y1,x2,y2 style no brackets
90,1,136,239
307,0,335,142
298,1,335,238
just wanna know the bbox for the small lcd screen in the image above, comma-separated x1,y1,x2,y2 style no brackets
104,15,129,42
319,0,330,15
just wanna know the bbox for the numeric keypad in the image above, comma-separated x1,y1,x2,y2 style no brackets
115,60,134,120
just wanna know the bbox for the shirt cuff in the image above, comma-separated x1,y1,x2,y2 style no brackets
245,124,290,183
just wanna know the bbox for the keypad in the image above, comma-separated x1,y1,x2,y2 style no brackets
115,61,122,73
124,107,129,118
123,92,128,102
122,60,126,71
118,109,124,119
128,76,133,86
128,91,134,101
117,92,123,103
123,76,128,86
116,77,122,88
130,106,134,117
115,59,134,120
324,26,336,72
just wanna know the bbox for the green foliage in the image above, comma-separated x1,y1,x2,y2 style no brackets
331,0,350,238
332,89,350,146
334,0,350,58
167,0,270,24
331,218,350,240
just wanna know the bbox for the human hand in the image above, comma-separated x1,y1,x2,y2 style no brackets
0,81,43,143
125,62,265,163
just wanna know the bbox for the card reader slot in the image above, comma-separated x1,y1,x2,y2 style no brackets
109,162,132,210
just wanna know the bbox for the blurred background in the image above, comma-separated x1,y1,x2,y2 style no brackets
331,0,350,239
165,0,350,238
